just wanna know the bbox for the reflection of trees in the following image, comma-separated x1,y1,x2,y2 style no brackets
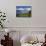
16,14,20,17
28,10,31,17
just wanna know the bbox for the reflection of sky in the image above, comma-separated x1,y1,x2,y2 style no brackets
16,6,32,14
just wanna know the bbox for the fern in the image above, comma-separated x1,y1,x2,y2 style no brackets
0,10,6,28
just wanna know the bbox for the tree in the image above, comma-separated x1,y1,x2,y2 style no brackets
0,10,6,28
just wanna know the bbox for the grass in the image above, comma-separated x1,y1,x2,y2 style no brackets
16,13,32,17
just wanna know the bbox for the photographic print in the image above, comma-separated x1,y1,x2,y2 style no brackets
16,6,32,17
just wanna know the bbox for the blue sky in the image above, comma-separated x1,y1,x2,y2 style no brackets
16,6,32,14
16,6,32,8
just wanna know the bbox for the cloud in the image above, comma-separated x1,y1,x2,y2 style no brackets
26,8,32,11
17,8,24,10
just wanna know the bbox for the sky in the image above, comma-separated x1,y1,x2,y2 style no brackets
16,6,32,14
16,6,31,8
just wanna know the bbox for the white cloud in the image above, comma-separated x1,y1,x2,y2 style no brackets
17,8,24,10
26,8,32,11
27,8,31,10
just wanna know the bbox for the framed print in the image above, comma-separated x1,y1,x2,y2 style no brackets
16,6,32,17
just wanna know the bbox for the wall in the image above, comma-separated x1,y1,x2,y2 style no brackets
0,0,46,27
0,0,32,27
